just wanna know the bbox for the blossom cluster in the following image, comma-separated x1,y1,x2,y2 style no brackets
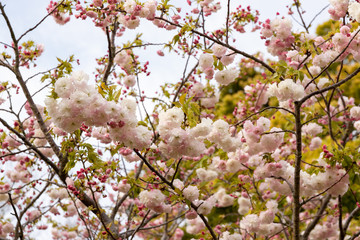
118,0,157,29
198,43,238,86
268,78,305,103
47,1,70,25
329,0,349,20
189,82,219,108
157,107,243,159
261,18,294,59
240,200,282,236
139,189,172,213
45,71,152,149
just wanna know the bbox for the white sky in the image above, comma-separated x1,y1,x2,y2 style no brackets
0,0,330,110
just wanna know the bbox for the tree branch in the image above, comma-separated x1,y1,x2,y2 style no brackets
8,193,24,240
301,194,331,240
133,149,218,240
156,17,276,74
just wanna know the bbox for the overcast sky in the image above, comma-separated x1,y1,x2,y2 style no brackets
0,0,330,107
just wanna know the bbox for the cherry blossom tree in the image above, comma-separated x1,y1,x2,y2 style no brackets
1,0,360,240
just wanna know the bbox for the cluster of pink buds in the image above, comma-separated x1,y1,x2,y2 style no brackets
47,1,70,25
107,120,125,128
76,168,88,180
322,145,334,158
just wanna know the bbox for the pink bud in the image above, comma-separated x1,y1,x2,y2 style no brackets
93,0,102,7
185,210,197,219
86,11,97,18
157,50,164,56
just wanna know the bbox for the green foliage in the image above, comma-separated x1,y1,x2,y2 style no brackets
207,205,239,226
316,20,340,36
98,82,122,102
157,0,174,14
174,93,200,127
62,132,104,172
42,56,74,87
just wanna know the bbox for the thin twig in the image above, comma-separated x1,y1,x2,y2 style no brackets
301,194,331,240
307,4,330,29
339,195,345,240
17,0,65,42
130,210,151,240
305,28,360,89
133,149,218,240
225,0,231,44
171,158,183,185
294,0,309,33
155,17,276,74
235,106,295,126
8,193,24,240
102,18,118,85
300,67,360,104
301,163,353,206
343,206,360,235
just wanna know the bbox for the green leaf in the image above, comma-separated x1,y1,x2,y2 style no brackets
204,49,213,54
217,61,224,71
114,89,121,102
299,71,304,81
179,93,187,105
64,155,76,172
138,121,148,127
172,35,180,45
174,188,182,195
